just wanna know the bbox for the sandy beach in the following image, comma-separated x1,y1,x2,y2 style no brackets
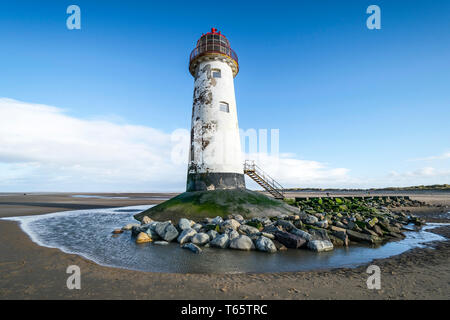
1,192,449,300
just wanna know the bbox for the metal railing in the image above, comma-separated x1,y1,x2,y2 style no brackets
189,43,238,65
244,160,285,197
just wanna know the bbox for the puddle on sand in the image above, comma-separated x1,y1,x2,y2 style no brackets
2,206,448,274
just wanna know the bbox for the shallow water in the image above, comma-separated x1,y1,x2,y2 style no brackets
2,206,448,274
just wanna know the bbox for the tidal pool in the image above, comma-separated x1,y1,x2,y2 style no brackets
2,206,448,274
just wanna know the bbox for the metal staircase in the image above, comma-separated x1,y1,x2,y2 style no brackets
243,160,285,199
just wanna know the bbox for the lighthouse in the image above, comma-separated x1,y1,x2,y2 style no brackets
187,28,245,192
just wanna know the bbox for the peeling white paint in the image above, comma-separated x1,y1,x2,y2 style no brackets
188,57,243,175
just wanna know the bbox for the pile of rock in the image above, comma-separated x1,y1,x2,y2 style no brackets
115,196,425,254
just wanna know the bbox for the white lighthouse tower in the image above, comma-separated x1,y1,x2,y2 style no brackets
187,28,245,192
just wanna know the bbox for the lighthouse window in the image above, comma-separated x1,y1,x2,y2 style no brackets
212,69,221,78
219,102,229,113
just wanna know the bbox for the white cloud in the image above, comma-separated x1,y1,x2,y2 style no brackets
0,98,355,192
409,151,450,161
1,98,448,192
0,98,186,191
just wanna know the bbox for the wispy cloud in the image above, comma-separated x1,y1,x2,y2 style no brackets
0,98,353,192
409,151,450,161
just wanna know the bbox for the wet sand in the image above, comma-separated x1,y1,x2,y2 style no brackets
0,192,449,299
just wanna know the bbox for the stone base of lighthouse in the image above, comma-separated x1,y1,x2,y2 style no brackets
186,172,245,192
134,188,298,223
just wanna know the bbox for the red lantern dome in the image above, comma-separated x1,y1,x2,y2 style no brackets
189,28,239,77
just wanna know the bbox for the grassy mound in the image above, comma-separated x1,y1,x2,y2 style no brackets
134,189,297,222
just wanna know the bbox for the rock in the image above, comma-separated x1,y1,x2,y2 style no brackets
366,217,378,227
220,219,241,232
131,225,144,237
332,230,349,246
225,229,240,241
177,228,197,244
192,223,203,232
362,227,378,237
290,228,313,241
136,232,152,244
305,215,319,225
233,214,244,222
255,236,277,253
334,221,346,229
238,224,260,236
112,229,123,234
154,241,169,245
260,232,275,240
274,231,307,249
262,224,283,234
178,218,193,231
211,216,223,225
346,229,380,244
293,220,303,229
329,234,344,246
276,220,295,231
307,240,334,252
309,228,331,242
142,216,152,224
372,224,384,236
210,234,229,248
345,221,356,230
122,223,140,231
155,221,179,242
229,235,255,251
191,233,210,245
207,230,218,241
272,240,287,251
182,243,202,254
145,227,161,240
331,225,347,233
315,220,328,229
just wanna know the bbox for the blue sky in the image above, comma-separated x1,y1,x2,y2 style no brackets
0,0,449,191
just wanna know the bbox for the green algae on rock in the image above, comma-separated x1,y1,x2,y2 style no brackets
134,189,297,222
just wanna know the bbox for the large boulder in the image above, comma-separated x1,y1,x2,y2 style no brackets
305,215,319,225
307,240,334,252
142,216,153,224
207,230,218,241
211,216,224,225
275,220,295,231
225,229,240,241
220,219,241,232
155,221,179,242
315,220,328,229
262,224,283,234
136,232,152,244
182,243,202,254
178,218,193,231
229,235,255,251
177,228,197,244
255,236,277,253
238,224,260,236
210,234,230,249
191,233,210,246
332,230,349,246
346,229,380,244
290,228,313,241
274,231,307,249
309,228,331,242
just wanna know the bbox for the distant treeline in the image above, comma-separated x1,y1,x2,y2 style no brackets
284,184,450,192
